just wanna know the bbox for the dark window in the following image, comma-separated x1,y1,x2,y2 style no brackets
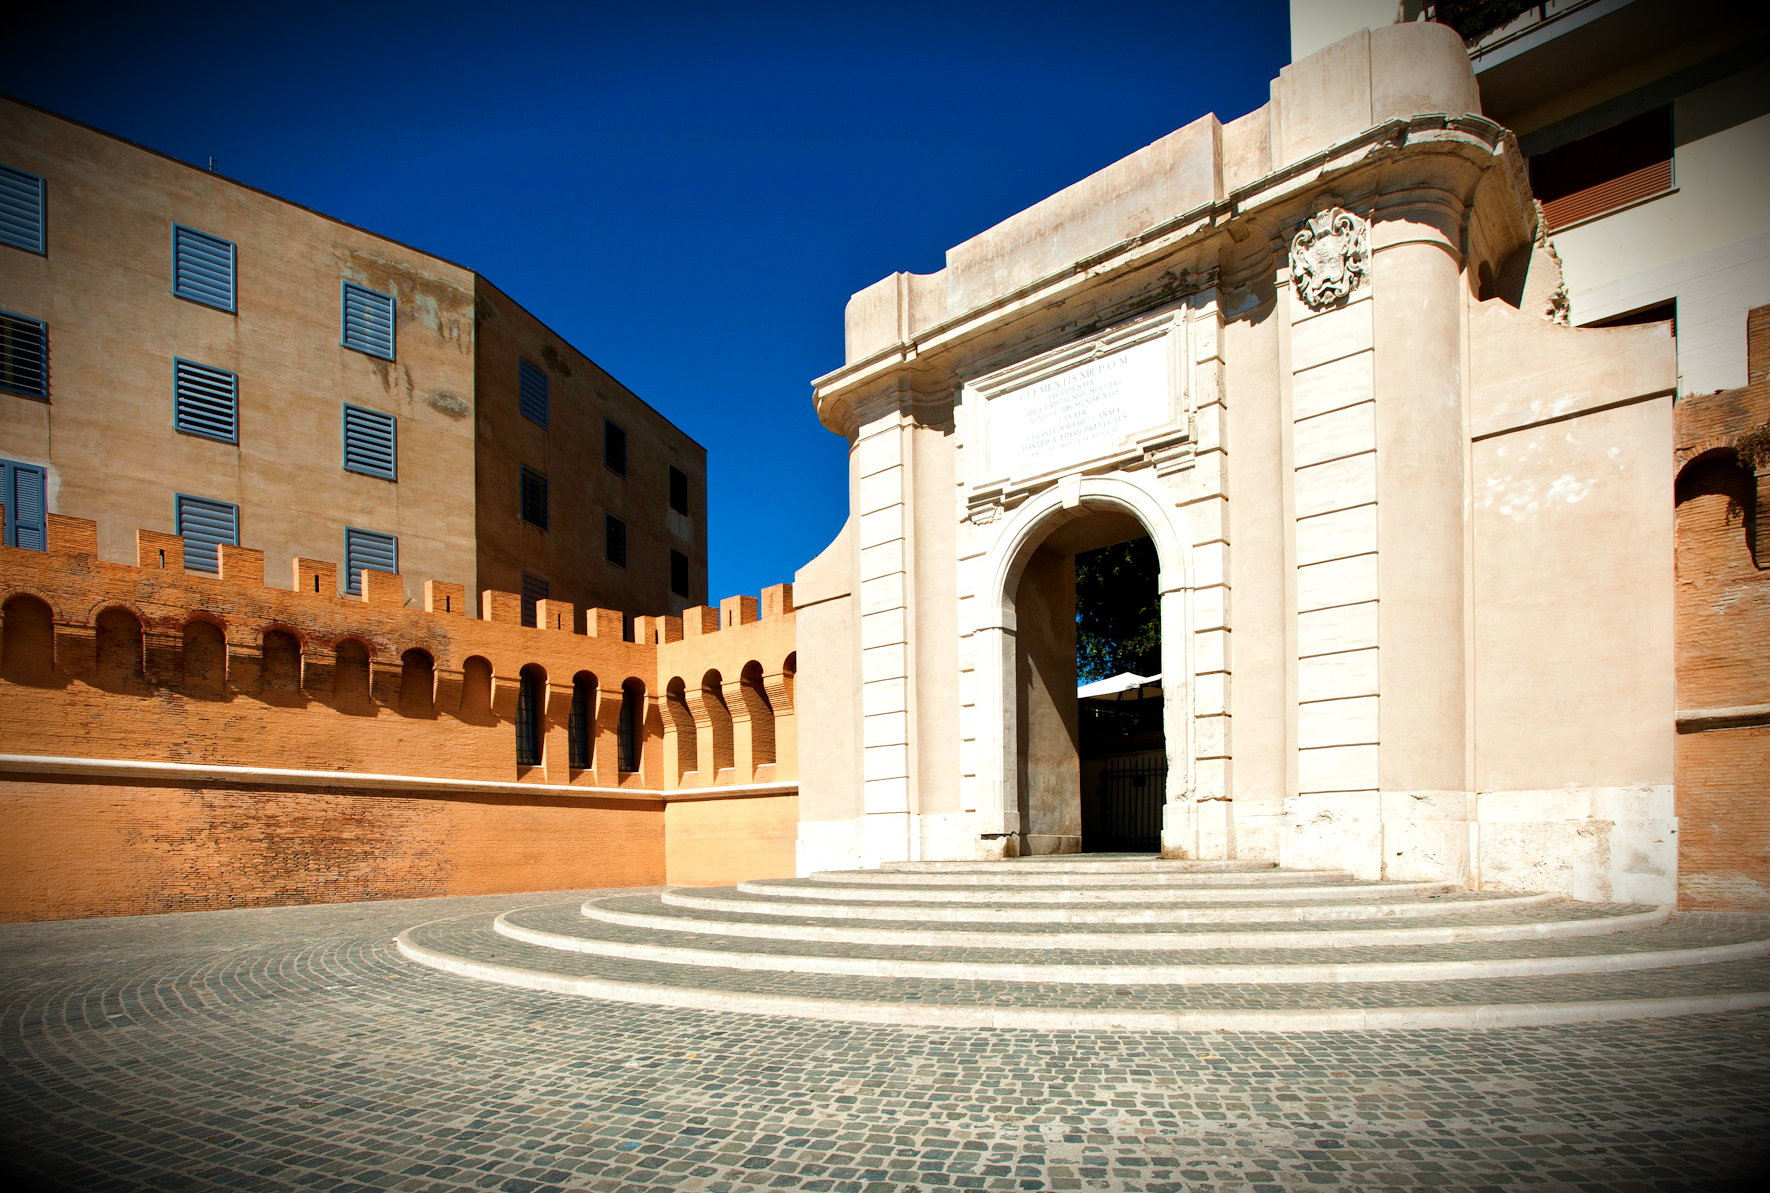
568,676,592,770
670,549,689,598
0,310,47,398
604,419,627,476
1530,107,1672,231
172,224,236,311
669,466,689,515
341,281,395,360
2,458,46,550
618,682,641,772
173,359,238,443
1587,299,1677,334
175,494,239,574
520,572,549,627
515,668,543,767
342,403,397,480
0,164,46,255
520,465,549,529
518,357,549,428
343,526,397,595
605,514,628,568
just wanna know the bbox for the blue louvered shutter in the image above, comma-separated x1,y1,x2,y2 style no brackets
0,164,46,255
342,404,397,480
520,572,549,627
0,310,48,397
171,225,236,311
344,527,398,595
3,460,47,550
174,494,238,573
173,359,238,442
341,282,395,360
519,358,549,428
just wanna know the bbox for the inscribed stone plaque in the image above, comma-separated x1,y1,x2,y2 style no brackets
987,337,1168,478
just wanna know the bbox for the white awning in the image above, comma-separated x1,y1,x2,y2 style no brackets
1077,672,1162,702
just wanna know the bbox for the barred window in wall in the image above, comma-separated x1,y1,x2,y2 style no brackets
520,572,549,628
344,526,397,596
175,494,239,574
172,224,236,312
0,164,46,255
341,282,395,360
520,466,549,529
605,514,628,568
342,403,397,480
569,676,591,769
618,682,641,772
518,358,548,428
173,359,238,442
0,311,47,398
515,668,544,767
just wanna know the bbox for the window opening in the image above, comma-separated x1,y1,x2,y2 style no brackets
520,465,549,529
605,514,628,568
604,420,627,476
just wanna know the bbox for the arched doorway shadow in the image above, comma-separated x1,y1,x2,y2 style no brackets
974,475,1193,857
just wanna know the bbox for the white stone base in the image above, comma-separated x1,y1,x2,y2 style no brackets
796,819,863,876
1474,786,1677,905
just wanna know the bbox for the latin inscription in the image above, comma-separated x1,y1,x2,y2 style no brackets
987,338,1168,477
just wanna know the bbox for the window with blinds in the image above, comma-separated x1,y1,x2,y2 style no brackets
173,359,238,443
1530,107,1673,232
605,515,628,568
0,164,46,255
2,458,46,550
519,358,548,428
174,494,239,573
344,526,398,595
0,310,47,398
604,419,627,476
520,572,549,628
342,403,397,480
341,282,395,360
520,465,549,530
172,224,236,312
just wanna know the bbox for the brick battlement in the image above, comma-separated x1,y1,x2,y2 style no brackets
0,512,796,795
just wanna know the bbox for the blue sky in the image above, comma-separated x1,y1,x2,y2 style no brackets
8,1,1288,601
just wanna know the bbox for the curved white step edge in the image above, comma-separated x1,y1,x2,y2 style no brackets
662,888,1549,923
580,898,1670,950
395,928,1770,1032
735,879,1457,904
498,912,1765,985
881,858,1272,874
804,868,1353,888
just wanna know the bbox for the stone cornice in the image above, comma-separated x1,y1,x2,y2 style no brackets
812,114,1528,438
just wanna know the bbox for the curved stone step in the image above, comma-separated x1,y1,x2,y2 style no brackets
735,877,1455,904
396,911,1770,1031
805,867,1353,888
581,893,1669,950
501,903,1763,985
880,857,1275,874
663,886,1546,923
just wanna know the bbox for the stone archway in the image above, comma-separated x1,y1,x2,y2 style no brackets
972,474,1196,857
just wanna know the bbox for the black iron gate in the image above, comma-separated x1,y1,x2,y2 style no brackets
1093,752,1166,850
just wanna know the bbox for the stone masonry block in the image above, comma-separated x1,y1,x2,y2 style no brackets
424,580,466,615
370,659,402,706
682,606,720,636
720,594,759,627
53,622,96,679
218,544,263,586
362,570,403,609
46,514,97,557
482,590,522,624
490,674,520,719
762,583,795,618
295,559,337,598
433,667,463,712
137,530,184,573
300,651,335,699
586,607,623,638
536,599,577,633
225,641,261,694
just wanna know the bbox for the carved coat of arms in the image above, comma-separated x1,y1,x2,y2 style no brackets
1289,207,1369,311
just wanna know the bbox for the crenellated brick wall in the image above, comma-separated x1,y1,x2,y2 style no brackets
1673,304,1770,911
0,512,798,921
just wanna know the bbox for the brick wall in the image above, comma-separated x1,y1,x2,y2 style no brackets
0,511,797,921
1673,305,1770,910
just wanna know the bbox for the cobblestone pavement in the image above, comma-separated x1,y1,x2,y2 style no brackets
3,891,1767,1192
